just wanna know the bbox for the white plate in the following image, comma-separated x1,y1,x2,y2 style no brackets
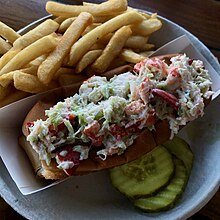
0,11,220,220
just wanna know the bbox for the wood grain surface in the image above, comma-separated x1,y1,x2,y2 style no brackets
0,0,219,219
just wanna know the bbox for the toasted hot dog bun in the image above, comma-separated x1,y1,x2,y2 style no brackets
20,54,211,180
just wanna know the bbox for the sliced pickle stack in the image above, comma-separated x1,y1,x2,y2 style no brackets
162,136,193,175
110,146,174,198
109,136,193,212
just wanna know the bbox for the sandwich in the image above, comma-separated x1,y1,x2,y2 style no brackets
19,54,213,180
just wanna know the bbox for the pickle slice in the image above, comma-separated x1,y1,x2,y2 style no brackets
109,146,174,198
133,158,187,212
162,136,193,174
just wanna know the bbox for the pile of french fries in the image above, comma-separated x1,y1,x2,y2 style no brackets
0,0,162,107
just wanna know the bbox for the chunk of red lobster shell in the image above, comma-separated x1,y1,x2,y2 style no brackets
152,88,179,111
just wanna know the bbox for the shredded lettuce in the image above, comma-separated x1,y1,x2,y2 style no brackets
27,54,213,164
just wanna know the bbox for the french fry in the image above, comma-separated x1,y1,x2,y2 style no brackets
54,67,75,79
0,66,40,88
62,56,70,67
120,49,146,63
53,16,67,24
130,18,162,36
127,6,139,12
28,54,48,67
0,89,29,108
68,11,144,66
93,15,119,23
97,33,113,44
0,21,20,43
92,26,132,73
82,2,123,22
82,2,97,6
21,65,39,75
82,23,101,36
52,33,63,42
13,72,56,93
58,74,87,86
0,49,20,69
83,1,130,10
46,0,127,17
13,19,59,50
89,43,106,50
0,35,58,76
139,51,154,57
0,71,14,87
37,12,93,84
141,43,155,51
0,66,42,88
0,37,12,54
150,13,158,19
125,35,149,49
58,17,76,33
75,49,103,73
139,11,151,19
98,34,149,50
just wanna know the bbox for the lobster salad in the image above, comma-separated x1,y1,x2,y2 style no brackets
26,54,213,170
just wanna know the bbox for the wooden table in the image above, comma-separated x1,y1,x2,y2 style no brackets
0,0,219,219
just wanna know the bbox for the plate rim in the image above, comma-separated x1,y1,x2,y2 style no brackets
1,10,220,220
